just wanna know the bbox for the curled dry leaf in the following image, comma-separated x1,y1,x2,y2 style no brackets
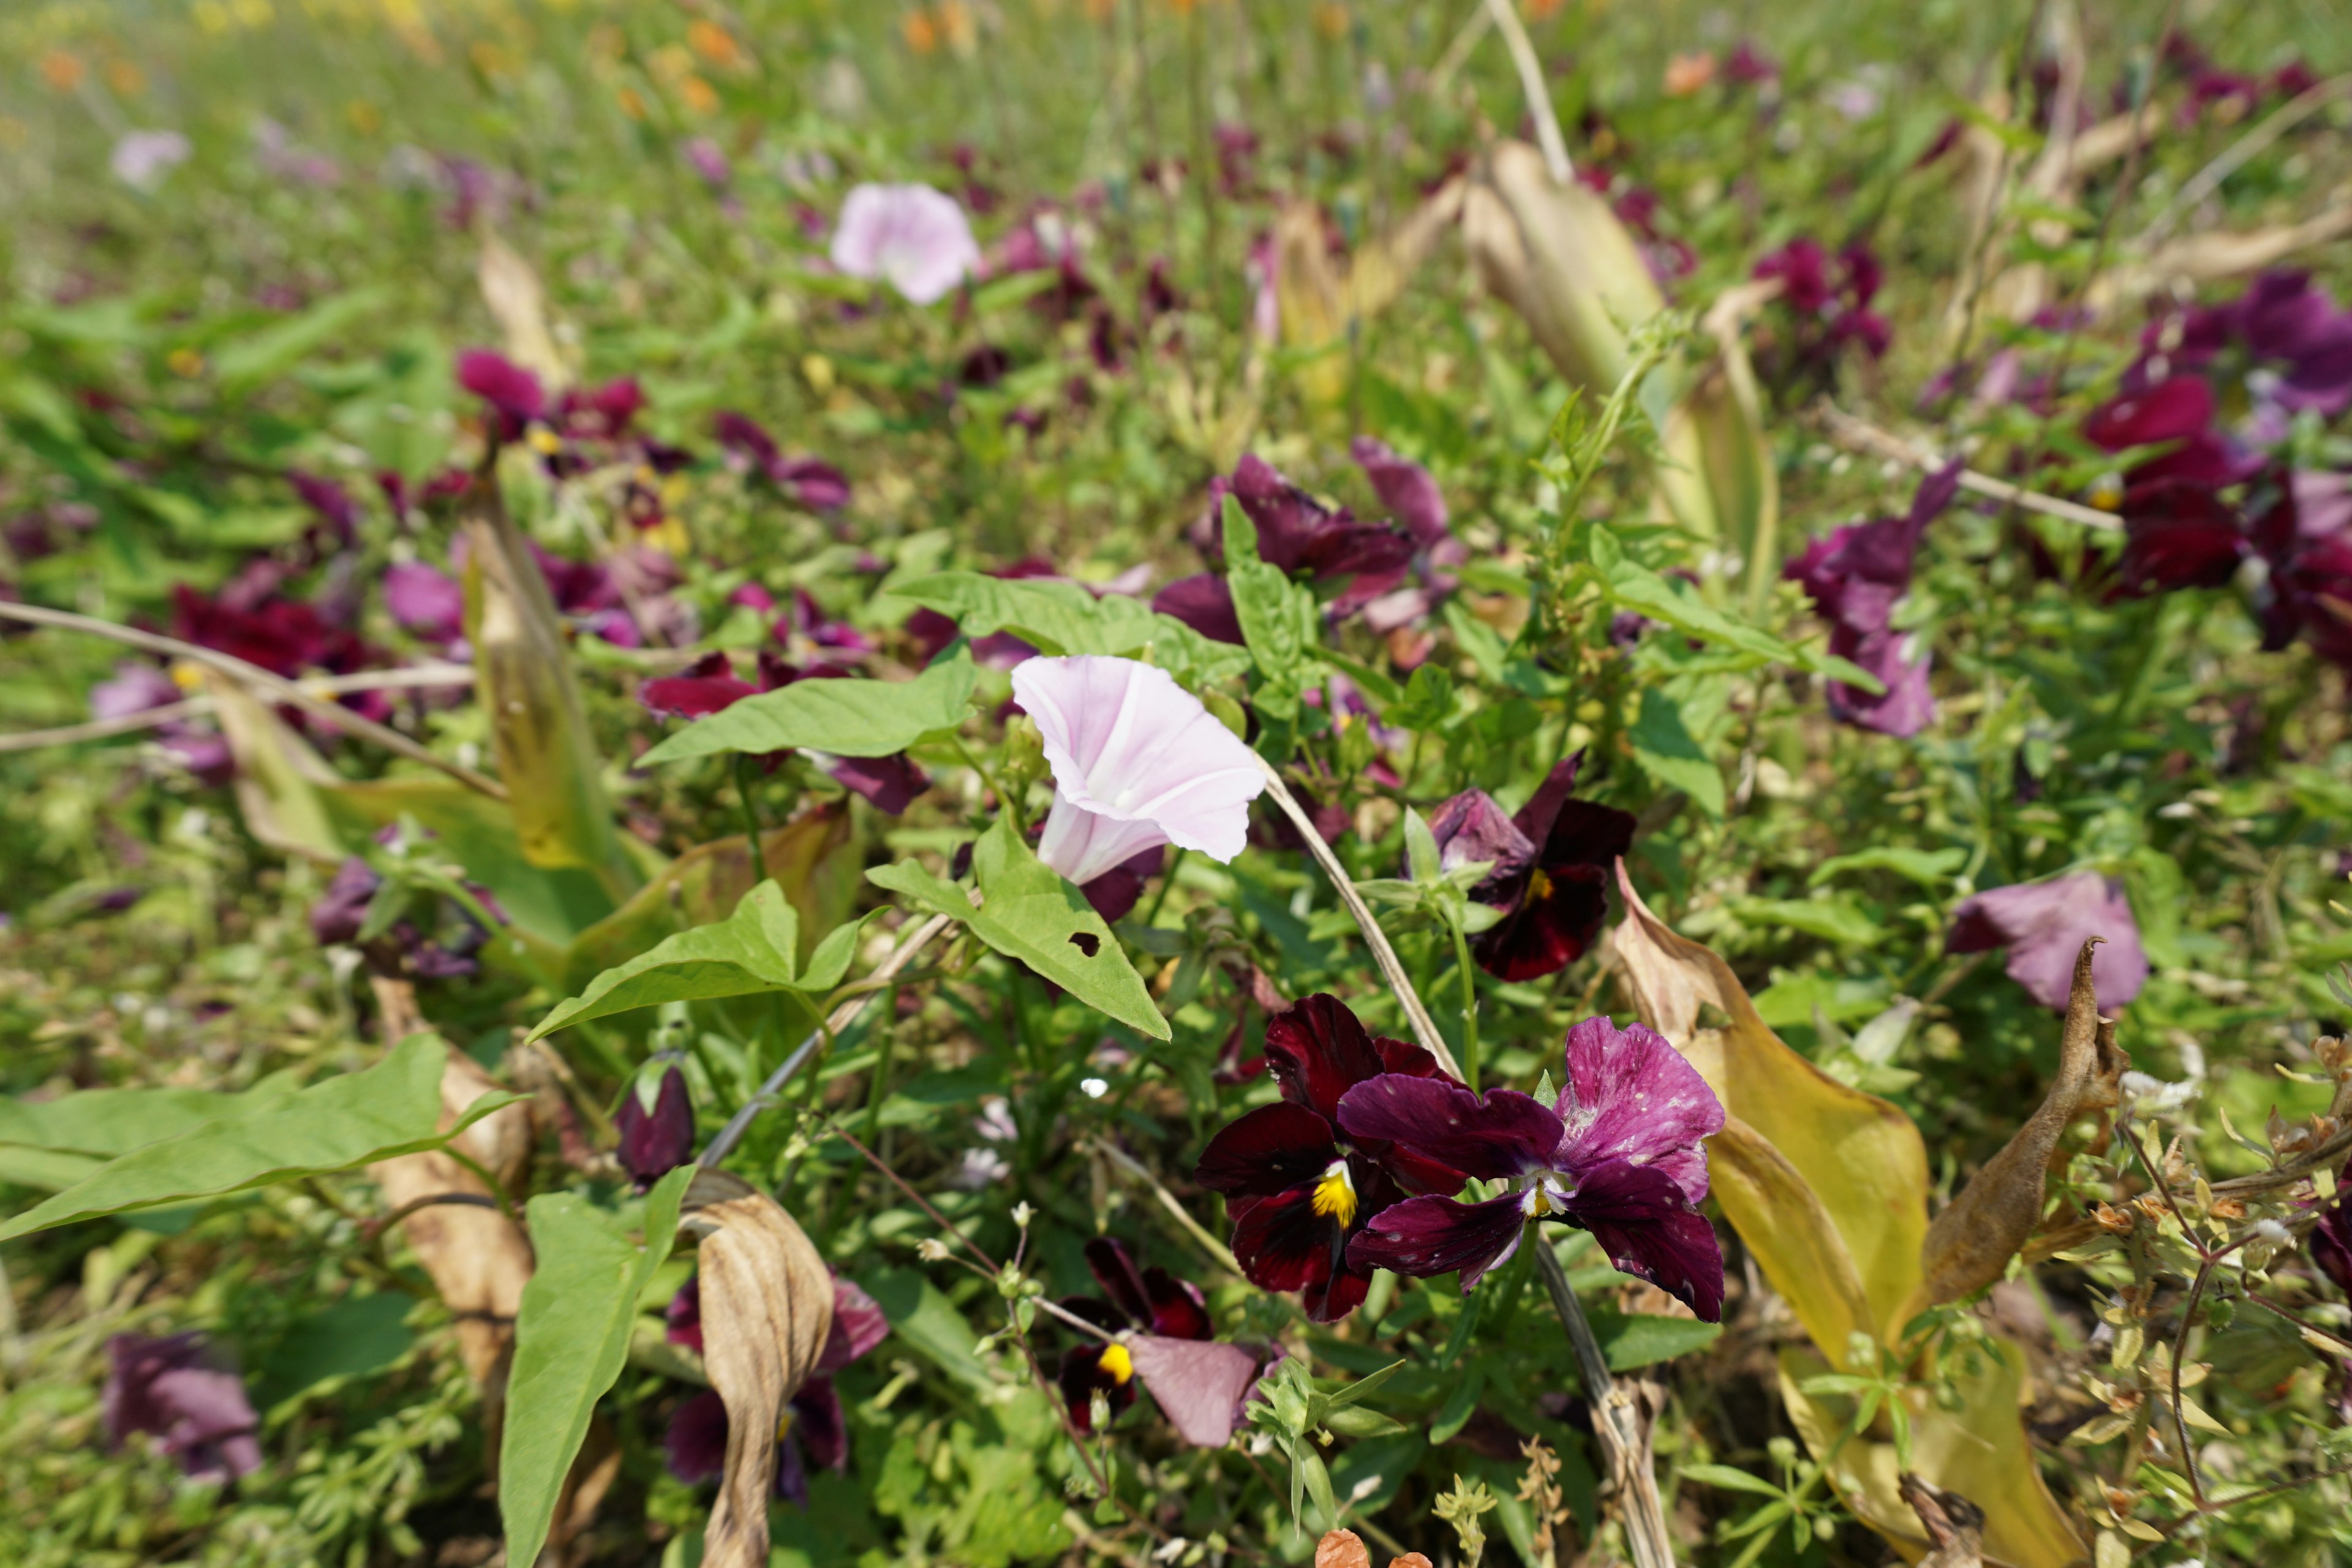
365,1008,537,1389
680,1168,835,1568
2094,201,2352,311
1901,1473,1987,1568
1273,178,1465,403
1921,940,2127,1305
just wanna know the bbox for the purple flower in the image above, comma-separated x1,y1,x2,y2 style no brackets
385,562,465,644
1340,1016,1727,1321
638,652,929,814
90,660,183,722
1196,995,1464,1322
1348,437,1452,553
310,857,383,946
104,1332,263,1483
616,1065,694,1189
1013,655,1266,886
1056,1237,1212,1432
1205,453,1415,582
2313,1207,2352,1298
1945,872,2150,1012
664,1273,887,1501
1150,573,1246,646
713,411,850,511
287,471,361,546
682,136,731,189
456,350,545,439
828,183,981,306
1755,238,1890,369
1785,461,1962,737
1430,755,1637,982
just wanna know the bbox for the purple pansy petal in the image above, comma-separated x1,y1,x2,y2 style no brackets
1347,1193,1529,1292
821,752,929,815
309,856,382,946
820,1276,890,1371
616,1066,695,1189
2086,375,2213,452
1058,1341,1140,1432
1226,1187,1336,1294
1150,572,1246,646
1083,1237,1157,1330
2118,483,2249,592
1335,1076,1559,1183
104,1333,263,1483
665,1276,704,1354
789,1376,849,1471
456,349,545,428
1140,1268,1212,1341
1474,840,1626,984
775,456,852,512
1555,1158,1726,1322
1264,993,1420,1124
1828,628,1936,738
1077,845,1164,924
1128,1335,1261,1447
664,1387,729,1484
641,650,759,720
1946,872,2149,1012
1555,1017,1723,1204
1194,1101,1338,1199
385,563,466,643
2313,1208,2352,1298
91,660,183,722
1426,788,1536,907
1349,436,1450,548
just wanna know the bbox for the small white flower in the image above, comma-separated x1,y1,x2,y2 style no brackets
2253,1219,2291,1245
1080,1076,1109,1099
111,130,192,192
951,1147,1011,1191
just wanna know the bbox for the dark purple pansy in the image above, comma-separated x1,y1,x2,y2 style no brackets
714,410,851,512
1195,995,1464,1322
172,584,374,684
2313,1207,2352,1298
1340,1016,1727,1321
456,349,545,439
1754,238,1890,371
1073,845,1166,924
1433,754,1636,983
1150,571,1247,647
1203,453,1415,581
309,857,382,946
89,660,182,722
1348,437,1452,554
554,376,646,442
616,1065,694,1189
104,1332,263,1483
287,470,361,546
1785,460,1962,738
2086,374,2261,495
1055,1237,1212,1433
1945,871,2149,1012
663,1272,884,1501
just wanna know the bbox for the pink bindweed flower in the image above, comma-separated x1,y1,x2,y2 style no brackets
1946,871,2149,1012
1341,1015,1727,1320
829,183,982,306
1010,655,1265,887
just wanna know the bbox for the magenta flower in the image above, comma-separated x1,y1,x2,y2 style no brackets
90,660,182,722
104,1332,262,1483
1154,454,1416,644
1428,754,1636,982
616,1065,695,1189
1341,1016,1726,1321
1785,460,1961,737
1946,871,2149,1012
639,652,929,814
714,411,851,511
829,183,981,306
1196,995,1464,1322
1754,238,1891,376
456,350,545,439
1011,655,1265,888
385,562,465,645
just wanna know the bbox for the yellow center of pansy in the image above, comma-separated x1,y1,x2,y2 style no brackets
1526,867,1555,902
1098,1342,1134,1385
1310,1159,1358,1226
527,426,563,456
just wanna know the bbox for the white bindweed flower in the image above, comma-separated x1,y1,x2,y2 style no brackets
829,183,981,305
1011,655,1266,887
111,130,191,192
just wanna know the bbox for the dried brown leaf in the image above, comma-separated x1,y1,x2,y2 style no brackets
682,1169,835,1568
1921,941,2127,1305
1316,1529,1372,1568
1900,1473,1986,1568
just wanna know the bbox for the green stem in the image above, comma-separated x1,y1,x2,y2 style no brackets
1138,846,1186,928
734,754,769,877
953,737,1021,837
1449,916,1481,1091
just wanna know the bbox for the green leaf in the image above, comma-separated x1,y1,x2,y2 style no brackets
0,1075,300,1156
865,1268,989,1390
1321,1357,1407,1411
1586,1307,1725,1370
1628,688,1726,817
256,1292,417,1406
0,1036,524,1240
894,574,1250,688
1322,1404,1408,1438
1807,847,1967,889
639,647,978,766
1681,1463,1790,1499
500,1166,692,1568
867,816,1169,1039
527,880,824,1042
1442,599,1512,680
213,288,393,393
1223,496,1318,688
1730,897,1884,948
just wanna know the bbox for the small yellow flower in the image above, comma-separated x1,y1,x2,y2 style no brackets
680,75,719,115
167,347,206,379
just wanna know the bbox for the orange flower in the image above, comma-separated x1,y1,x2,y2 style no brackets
1525,0,1564,17
617,85,647,120
106,59,146,96
1311,2,1348,40
937,0,976,53
687,20,742,69
1663,51,1715,96
40,52,86,92
1082,0,1114,19
680,75,719,115
902,9,938,52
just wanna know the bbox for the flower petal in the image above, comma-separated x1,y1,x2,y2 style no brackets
1128,1335,1262,1447
1228,1186,1342,1294
1151,573,1246,646
1425,788,1535,907
1013,656,1266,863
818,1276,890,1371
1556,1158,1725,1322
1555,1017,1723,1203
1264,993,1406,1122
1946,872,2149,1012
1335,1075,1559,1183
1346,1193,1528,1292
1195,1101,1337,1199
1035,790,1173,889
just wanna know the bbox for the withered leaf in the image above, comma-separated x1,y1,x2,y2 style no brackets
682,1169,835,1568
1921,940,2127,1305
1315,1529,1372,1568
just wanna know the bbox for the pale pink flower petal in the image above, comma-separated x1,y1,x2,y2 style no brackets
829,183,981,306
1036,792,1175,888
1128,1334,1262,1448
1012,656,1265,878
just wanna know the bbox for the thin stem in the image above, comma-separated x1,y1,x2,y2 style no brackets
1137,846,1186,929
2140,73,2352,244
1532,1238,1676,1568
0,665,478,755
440,1146,522,1228
1482,0,1572,185
1086,1136,1243,1276
1253,755,1461,1079
1812,401,2121,530
696,913,954,1167
953,737,1021,836
0,600,508,799
1449,916,1482,1091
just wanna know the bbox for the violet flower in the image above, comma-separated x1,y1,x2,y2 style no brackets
638,652,929,814
456,350,545,440
1428,754,1637,982
829,183,981,306
1945,871,2149,1012
1196,995,1466,1322
1010,655,1265,889
104,1332,263,1483
1341,1016,1727,1321
1785,460,1962,738
1055,1238,1261,1447
90,660,183,722
714,411,851,512
385,562,466,646
616,1065,695,1189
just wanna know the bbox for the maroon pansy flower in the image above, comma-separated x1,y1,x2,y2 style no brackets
1785,460,1962,738
104,1332,263,1483
2313,1207,2352,1298
1754,238,1891,379
713,410,851,511
1341,1016,1727,1321
616,1064,694,1189
1945,871,2149,1012
1157,453,1417,644
1430,754,1636,982
1055,1237,1212,1432
456,349,545,440
1196,995,1463,1322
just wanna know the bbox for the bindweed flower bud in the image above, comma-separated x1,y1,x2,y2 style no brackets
614,1064,693,1189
